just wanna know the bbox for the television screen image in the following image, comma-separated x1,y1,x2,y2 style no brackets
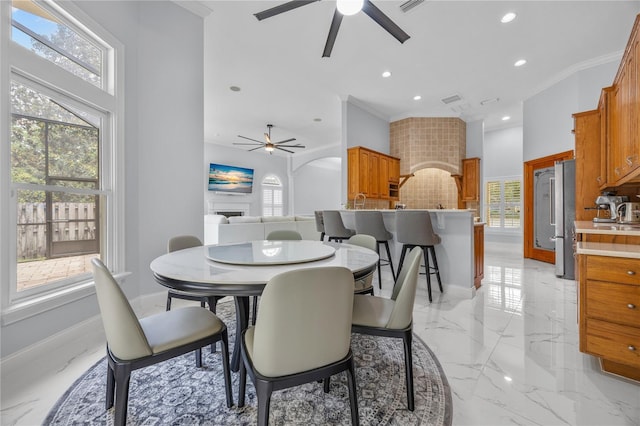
208,163,254,194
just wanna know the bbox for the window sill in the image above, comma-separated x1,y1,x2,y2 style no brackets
1,272,131,326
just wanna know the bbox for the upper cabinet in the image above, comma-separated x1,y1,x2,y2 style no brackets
461,157,480,202
347,146,400,201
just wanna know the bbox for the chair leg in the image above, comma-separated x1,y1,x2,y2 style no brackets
238,356,247,408
165,294,172,311
383,241,396,281
220,329,233,408
429,246,443,292
207,297,218,353
323,376,331,393
376,243,382,289
113,364,132,426
423,247,433,303
396,244,409,279
252,296,258,325
256,380,273,426
347,357,360,426
106,359,115,410
403,330,415,412
195,347,202,368
320,232,325,241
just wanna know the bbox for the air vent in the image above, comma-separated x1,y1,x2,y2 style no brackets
441,94,463,105
400,0,425,13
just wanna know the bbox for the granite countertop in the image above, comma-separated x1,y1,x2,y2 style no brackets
576,242,640,259
575,220,640,236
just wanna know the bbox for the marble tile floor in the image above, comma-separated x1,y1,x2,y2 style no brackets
2,241,639,425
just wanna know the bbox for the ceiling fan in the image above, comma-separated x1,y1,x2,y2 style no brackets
254,0,410,58
233,124,305,155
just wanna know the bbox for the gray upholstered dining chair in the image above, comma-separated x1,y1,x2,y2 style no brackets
354,210,397,288
92,258,232,426
238,266,359,426
347,234,377,295
322,210,355,242
166,236,222,313
395,210,443,302
314,210,326,241
265,229,302,240
351,246,422,411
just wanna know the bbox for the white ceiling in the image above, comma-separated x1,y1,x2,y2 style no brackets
198,0,640,155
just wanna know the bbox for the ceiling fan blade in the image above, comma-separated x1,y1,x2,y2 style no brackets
274,138,297,144
322,9,343,58
276,147,296,153
247,146,264,152
254,0,320,21
233,142,263,146
362,0,410,44
276,144,305,148
237,135,265,144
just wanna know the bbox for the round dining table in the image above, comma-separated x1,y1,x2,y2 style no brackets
150,240,379,371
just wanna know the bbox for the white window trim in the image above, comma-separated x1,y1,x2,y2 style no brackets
0,0,126,325
484,175,522,234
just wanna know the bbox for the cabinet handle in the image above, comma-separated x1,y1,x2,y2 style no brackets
627,270,636,276
626,156,634,166
629,345,636,351
615,167,621,176
628,304,637,309
596,176,602,184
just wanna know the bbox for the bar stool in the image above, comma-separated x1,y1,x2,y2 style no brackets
395,210,443,302
354,210,396,289
322,210,355,242
314,210,325,241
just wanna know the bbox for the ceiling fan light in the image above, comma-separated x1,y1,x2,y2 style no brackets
337,0,363,16
265,144,275,152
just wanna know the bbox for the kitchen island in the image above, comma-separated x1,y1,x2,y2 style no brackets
340,209,480,296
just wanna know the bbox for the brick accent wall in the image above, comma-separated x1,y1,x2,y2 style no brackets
390,117,466,209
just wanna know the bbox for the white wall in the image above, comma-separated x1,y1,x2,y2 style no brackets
293,158,342,215
204,143,288,216
1,0,205,357
484,127,523,177
523,60,619,162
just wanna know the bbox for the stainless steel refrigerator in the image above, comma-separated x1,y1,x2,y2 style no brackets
552,159,576,279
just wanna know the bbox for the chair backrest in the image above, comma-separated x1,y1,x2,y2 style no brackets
322,210,353,238
251,266,355,377
91,258,152,360
354,210,392,241
347,234,377,252
395,210,441,246
168,235,202,253
314,210,325,233
266,229,302,240
387,247,422,330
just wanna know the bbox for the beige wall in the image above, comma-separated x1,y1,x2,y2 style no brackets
390,117,466,209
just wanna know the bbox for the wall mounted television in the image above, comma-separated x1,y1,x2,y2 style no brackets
208,163,254,194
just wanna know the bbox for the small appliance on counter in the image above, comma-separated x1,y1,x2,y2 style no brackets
616,202,640,224
593,192,629,223
395,203,406,210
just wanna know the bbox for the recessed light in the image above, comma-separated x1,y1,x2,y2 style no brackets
313,118,322,122
229,86,241,92
514,59,527,67
502,116,511,121
504,376,513,382
501,12,516,23
382,71,392,78
413,95,422,101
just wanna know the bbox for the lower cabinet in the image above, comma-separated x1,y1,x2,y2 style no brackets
579,254,640,381
473,223,484,288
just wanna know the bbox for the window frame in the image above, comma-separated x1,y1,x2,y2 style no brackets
261,174,283,217
1,0,125,324
484,175,522,233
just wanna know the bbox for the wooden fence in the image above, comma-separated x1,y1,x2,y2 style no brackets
17,202,97,261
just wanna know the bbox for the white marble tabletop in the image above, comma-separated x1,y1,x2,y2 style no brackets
206,240,336,265
150,241,379,293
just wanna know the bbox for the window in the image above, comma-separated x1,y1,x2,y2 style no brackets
2,0,124,320
485,177,521,230
262,175,283,216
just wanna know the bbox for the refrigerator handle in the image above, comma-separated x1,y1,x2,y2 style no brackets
550,177,556,226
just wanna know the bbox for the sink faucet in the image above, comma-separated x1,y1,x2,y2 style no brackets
354,193,366,209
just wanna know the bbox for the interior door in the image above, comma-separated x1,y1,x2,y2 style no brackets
524,150,574,263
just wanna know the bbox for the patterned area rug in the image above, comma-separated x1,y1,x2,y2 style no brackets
45,301,452,425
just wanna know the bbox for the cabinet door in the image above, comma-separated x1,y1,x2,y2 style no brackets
573,110,602,221
598,87,612,189
379,155,390,199
389,158,400,182
347,148,360,199
462,158,480,201
607,84,623,184
368,152,380,198
358,149,370,196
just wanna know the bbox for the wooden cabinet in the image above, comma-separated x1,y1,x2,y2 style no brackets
347,146,400,201
461,157,480,202
578,254,640,381
473,223,484,288
573,110,601,221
